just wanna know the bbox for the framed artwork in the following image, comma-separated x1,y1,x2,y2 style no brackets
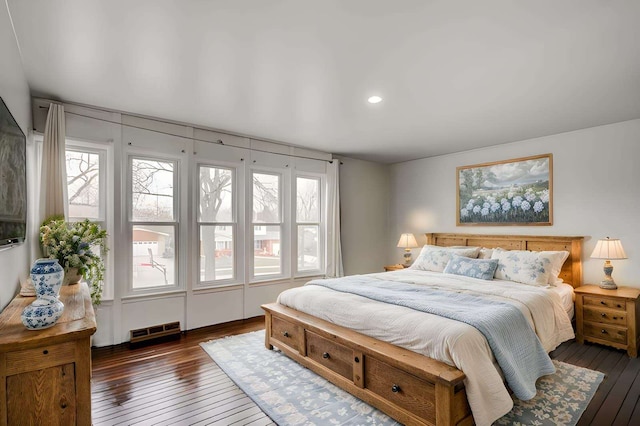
457,153,552,226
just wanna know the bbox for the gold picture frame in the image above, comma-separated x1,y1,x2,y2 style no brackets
456,153,553,226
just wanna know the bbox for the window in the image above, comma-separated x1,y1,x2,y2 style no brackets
66,148,105,221
296,176,322,274
64,140,112,299
252,172,282,278
198,165,235,284
130,157,178,289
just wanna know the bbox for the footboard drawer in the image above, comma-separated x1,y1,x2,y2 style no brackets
262,302,472,426
271,316,304,353
365,356,436,423
306,331,354,380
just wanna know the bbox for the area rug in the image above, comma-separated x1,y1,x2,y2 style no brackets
200,331,604,426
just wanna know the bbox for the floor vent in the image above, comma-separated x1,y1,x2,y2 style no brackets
129,321,181,346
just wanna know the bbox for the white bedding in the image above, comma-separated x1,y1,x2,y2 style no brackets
277,269,575,426
553,282,575,319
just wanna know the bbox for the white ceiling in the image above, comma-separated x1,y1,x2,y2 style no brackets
7,1,640,163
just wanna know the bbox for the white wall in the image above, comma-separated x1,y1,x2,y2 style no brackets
0,3,31,310
389,119,640,289
338,156,391,275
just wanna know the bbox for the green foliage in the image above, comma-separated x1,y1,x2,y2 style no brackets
40,217,109,305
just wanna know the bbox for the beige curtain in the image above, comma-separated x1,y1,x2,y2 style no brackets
325,159,343,277
39,103,68,224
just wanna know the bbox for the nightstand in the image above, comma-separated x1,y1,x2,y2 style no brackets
575,285,640,357
384,264,407,271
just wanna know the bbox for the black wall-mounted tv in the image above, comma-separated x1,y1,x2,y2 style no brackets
0,97,27,248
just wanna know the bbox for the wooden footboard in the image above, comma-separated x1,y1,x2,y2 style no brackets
262,303,473,426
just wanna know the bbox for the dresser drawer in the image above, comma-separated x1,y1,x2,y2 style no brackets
306,331,353,380
271,316,304,353
583,295,626,311
583,322,627,345
583,306,627,326
364,356,435,422
5,341,76,376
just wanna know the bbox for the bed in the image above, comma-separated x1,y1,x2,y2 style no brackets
262,233,583,426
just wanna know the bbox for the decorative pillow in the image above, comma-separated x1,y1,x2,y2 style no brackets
443,255,499,280
491,248,567,286
544,250,570,285
478,247,494,259
451,246,494,259
409,245,480,272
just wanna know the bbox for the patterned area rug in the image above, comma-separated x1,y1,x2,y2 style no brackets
200,331,604,426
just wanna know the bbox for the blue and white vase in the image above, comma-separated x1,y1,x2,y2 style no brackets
22,258,65,330
30,258,64,298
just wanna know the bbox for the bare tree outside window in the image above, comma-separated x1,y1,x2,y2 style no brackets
296,176,321,272
130,157,176,288
66,150,100,219
131,159,174,222
252,172,281,276
199,166,234,282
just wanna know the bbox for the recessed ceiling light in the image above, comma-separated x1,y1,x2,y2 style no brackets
368,96,382,104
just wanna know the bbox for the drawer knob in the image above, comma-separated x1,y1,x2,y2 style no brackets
391,384,401,393
43,350,49,355
601,313,607,317
601,329,607,334
600,301,606,305
354,356,360,363
617,304,622,308
282,331,290,338
322,352,330,359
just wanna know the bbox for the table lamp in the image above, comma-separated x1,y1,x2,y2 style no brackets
397,233,418,265
590,237,627,289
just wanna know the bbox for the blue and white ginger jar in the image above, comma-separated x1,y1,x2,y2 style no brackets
21,295,64,330
23,258,65,330
30,258,64,298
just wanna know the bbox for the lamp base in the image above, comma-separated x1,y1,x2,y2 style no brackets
599,260,617,289
403,250,412,266
599,279,618,290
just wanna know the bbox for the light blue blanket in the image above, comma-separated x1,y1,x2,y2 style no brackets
307,275,555,400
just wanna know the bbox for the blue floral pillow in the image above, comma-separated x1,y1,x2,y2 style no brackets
490,248,565,286
443,255,499,280
409,245,480,272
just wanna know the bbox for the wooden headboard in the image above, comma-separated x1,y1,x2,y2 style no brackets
426,233,584,288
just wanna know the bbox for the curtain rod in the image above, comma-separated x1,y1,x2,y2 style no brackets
38,106,341,164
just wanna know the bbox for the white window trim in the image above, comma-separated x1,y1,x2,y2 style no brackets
195,162,241,288
249,168,289,282
126,154,182,295
34,135,116,301
294,172,326,277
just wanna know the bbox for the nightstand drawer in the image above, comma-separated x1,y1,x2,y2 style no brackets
583,295,626,311
583,306,627,326
583,322,627,345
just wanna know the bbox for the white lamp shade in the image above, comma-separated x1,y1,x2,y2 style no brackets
397,233,419,249
590,238,627,260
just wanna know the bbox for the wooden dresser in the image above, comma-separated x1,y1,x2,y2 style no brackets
0,283,96,425
575,285,640,357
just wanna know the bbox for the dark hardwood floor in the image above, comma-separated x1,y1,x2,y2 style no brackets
92,317,640,425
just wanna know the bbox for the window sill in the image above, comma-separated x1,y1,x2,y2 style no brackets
121,289,187,302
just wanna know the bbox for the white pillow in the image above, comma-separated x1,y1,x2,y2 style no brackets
451,246,494,259
491,248,567,287
544,250,570,285
478,247,494,259
410,245,480,272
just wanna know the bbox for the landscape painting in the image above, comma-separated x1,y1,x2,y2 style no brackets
457,154,552,226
